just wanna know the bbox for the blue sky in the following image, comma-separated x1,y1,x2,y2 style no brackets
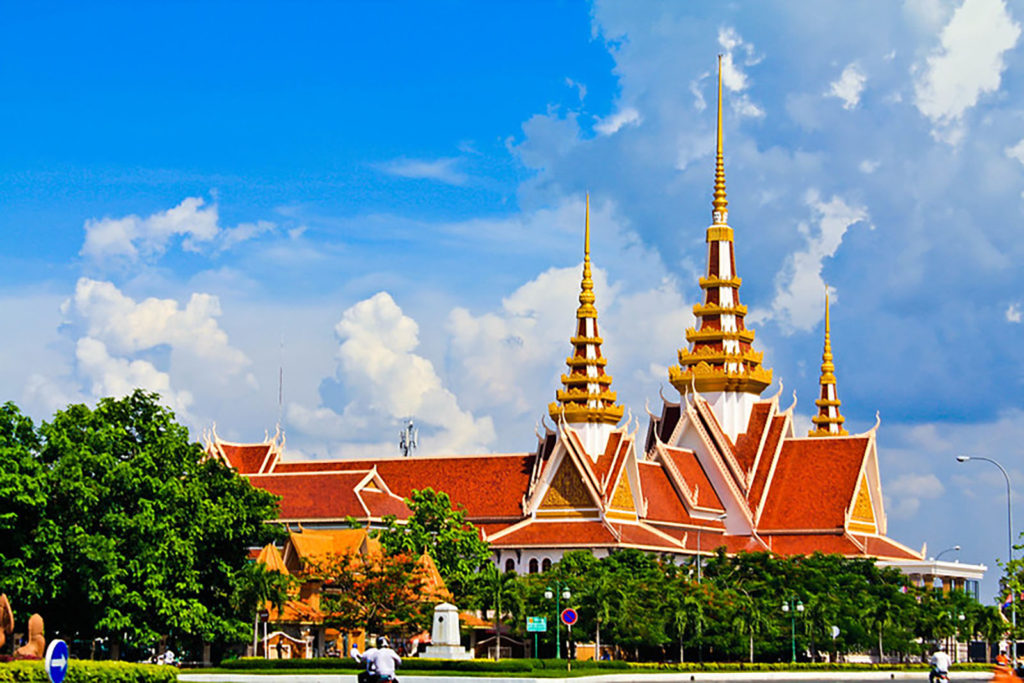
3,0,1023,598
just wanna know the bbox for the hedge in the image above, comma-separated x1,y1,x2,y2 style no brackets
0,661,177,683
217,656,995,674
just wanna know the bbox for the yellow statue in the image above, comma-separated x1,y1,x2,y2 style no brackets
14,614,45,659
0,595,12,650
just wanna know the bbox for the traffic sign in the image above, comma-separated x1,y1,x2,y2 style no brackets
560,608,577,626
526,616,547,632
45,639,69,683
259,609,270,623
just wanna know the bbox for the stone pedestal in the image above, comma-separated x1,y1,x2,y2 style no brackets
423,602,473,660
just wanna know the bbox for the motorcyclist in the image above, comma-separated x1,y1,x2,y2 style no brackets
351,640,378,683
366,636,401,683
929,643,951,683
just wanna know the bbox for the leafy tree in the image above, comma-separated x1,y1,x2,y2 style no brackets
374,488,491,601
34,390,282,658
312,550,431,638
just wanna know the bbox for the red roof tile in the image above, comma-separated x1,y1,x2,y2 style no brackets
858,534,923,560
638,462,695,524
734,402,771,474
272,454,535,520
249,472,369,520
662,447,724,511
490,521,618,547
357,489,411,519
757,437,869,531
748,414,786,511
765,533,864,556
220,443,275,474
610,522,684,550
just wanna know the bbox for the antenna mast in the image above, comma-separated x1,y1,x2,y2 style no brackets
399,419,418,457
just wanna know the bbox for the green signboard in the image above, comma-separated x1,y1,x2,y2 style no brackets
526,616,547,632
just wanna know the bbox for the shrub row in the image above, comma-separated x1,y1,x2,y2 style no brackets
218,656,995,674
0,661,176,683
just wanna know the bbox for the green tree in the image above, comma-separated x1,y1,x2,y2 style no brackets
374,488,491,601
36,390,282,658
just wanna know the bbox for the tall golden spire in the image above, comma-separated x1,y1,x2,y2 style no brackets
809,291,848,437
669,56,772,399
712,53,728,222
549,194,624,425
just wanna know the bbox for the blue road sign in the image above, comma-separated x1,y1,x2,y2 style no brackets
560,607,578,626
45,639,69,683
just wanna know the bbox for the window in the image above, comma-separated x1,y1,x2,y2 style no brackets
504,558,515,573
529,558,539,574
541,558,552,572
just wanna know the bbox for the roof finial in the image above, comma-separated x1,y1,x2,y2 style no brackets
579,192,595,313
713,54,728,222
809,288,848,437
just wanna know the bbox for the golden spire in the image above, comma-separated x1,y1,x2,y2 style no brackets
809,291,848,437
549,194,624,425
712,54,728,222
668,56,772,400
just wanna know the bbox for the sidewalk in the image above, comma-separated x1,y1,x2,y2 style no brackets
180,671,992,683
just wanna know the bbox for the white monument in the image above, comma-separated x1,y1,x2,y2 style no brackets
423,602,473,660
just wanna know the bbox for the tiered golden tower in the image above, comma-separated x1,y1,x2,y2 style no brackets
809,292,848,437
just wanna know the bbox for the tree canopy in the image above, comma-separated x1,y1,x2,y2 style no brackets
0,391,283,659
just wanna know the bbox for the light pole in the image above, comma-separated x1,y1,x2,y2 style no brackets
957,455,1015,662
933,545,961,562
696,512,728,583
544,581,571,659
781,597,804,663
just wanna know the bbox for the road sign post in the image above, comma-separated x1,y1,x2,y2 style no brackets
45,639,69,683
526,617,547,658
560,608,578,662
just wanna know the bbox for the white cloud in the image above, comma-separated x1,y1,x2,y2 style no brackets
288,292,496,456
81,197,276,264
756,191,870,332
594,107,642,135
1005,139,1024,165
717,27,765,118
828,63,867,109
913,0,1021,144
859,159,881,173
75,337,194,417
1007,302,1022,322
885,472,945,519
377,157,468,185
565,77,587,102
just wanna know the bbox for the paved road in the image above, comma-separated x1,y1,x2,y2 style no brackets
180,672,993,683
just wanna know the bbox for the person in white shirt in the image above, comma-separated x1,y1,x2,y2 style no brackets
365,637,401,682
929,643,951,683
351,643,378,683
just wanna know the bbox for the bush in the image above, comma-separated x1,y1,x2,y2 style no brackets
0,661,176,683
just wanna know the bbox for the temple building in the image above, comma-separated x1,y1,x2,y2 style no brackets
209,58,984,594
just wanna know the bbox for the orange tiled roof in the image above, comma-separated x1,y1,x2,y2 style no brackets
250,472,370,520
757,437,869,531
765,533,864,556
220,443,275,474
256,543,289,574
638,461,697,524
858,534,923,560
662,446,724,510
734,402,771,474
747,413,786,511
288,528,381,563
272,454,534,521
490,520,620,547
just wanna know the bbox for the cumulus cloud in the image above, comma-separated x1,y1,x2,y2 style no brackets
594,107,642,135
913,0,1021,144
828,63,867,109
75,337,194,416
885,472,945,519
717,27,765,118
1007,303,1022,322
376,157,468,185
288,292,496,456
755,191,870,332
1005,139,1024,165
81,197,274,264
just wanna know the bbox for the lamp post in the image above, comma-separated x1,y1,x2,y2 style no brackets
957,455,1015,662
933,545,961,562
544,581,571,659
781,597,804,663
696,512,728,583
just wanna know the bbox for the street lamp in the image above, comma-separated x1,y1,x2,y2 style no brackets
957,455,1015,662
544,581,572,659
696,512,728,583
781,597,804,663
933,545,961,562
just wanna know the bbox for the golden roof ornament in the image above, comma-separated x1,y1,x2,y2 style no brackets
809,290,848,436
669,55,772,397
548,194,624,425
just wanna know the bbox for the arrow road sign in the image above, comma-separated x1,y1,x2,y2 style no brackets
45,639,69,683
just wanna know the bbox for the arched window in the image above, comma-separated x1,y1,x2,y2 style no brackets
528,558,539,574
504,558,515,573
541,558,552,572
